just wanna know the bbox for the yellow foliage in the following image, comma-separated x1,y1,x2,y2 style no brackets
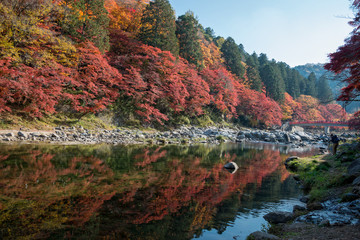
0,1,78,67
198,33,223,68
105,0,148,34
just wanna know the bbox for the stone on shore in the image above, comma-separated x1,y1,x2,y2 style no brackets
263,211,293,224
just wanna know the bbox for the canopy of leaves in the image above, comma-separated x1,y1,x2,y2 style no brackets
137,0,179,56
176,11,203,68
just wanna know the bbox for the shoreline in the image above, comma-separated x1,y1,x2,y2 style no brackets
0,125,356,146
248,142,360,240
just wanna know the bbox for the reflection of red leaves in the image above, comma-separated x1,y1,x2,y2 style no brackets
116,149,287,226
135,147,167,167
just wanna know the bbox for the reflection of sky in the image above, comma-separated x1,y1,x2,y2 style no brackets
194,199,305,240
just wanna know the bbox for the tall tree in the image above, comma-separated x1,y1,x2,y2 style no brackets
220,37,245,78
245,56,262,91
176,11,203,68
137,0,179,56
316,74,334,103
287,69,301,99
260,64,285,102
305,72,317,97
60,0,110,52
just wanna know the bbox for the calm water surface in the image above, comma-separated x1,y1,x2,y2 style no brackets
0,142,318,239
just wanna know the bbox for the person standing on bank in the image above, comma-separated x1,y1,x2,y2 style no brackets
330,134,340,155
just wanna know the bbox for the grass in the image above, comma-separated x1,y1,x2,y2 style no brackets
0,113,117,131
286,142,358,202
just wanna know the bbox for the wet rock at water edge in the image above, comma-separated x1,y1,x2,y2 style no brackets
224,162,239,174
263,211,294,224
353,176,360,186
347,159,360,177
306,202,323,211
224,162,239,169
293,205,306,212
247,231,280,240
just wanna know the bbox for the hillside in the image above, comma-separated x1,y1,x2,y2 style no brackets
294,63,360,113
0,0,352,130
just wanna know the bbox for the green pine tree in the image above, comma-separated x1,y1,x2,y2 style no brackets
245,56,262,91
176,11,204,68
260,63,285,102
287,69,301,99
305,72,317,97
317,74,334,103
137,0,179,56
221,37,245,78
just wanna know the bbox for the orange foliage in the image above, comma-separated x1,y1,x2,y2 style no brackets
105,0,148,34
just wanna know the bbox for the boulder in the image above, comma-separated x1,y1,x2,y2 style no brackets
353,176,360,186
224,162,239,170
263,211,293,224
247,231,280,240
293,205,306,212
306,202,323,211
17,131,28,138
347,159,360,177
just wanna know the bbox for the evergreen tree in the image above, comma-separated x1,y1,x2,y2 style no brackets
317,74,334,103
305,72,317,97
203,27,215,42
214,36,225,48
137,0,179,56
258,53,269,67
238,44,247,61
176,11,203,68
220,37,245,78
245,56,262,91
260,64,285,102
287,69,301,99
60,0,110,52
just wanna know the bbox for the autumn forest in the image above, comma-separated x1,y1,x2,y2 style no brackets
0,0,359,128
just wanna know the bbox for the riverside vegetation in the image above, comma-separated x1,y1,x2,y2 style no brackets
248,140,360,240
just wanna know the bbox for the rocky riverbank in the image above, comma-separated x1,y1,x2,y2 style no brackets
0,125,357,146
248,141,360,240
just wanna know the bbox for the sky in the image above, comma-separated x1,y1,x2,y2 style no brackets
168,0,354,67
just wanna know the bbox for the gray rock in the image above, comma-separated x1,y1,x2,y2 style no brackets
224,162,239,169
247,231,280,240
293,205,306,212
263,211,293,224
17,131,28,138
284,133,291,142
5,132,14,137
51,133,59,138
353,176,360,186
348,159,360,176
307,202,323,211
300,196,310,203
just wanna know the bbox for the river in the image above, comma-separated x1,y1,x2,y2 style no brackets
0,142,319,239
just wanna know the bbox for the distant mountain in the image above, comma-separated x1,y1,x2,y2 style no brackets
294,63,359,113
294,63,326,79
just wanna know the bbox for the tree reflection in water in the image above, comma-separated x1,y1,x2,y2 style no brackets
0,143,316,239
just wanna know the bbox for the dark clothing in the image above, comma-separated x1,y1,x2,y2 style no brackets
331,135,340,144
331,135,340,154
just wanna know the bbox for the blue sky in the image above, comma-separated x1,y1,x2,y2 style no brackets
168,0,354,67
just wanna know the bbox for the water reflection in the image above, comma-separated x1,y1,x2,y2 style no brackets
0,143,316,239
